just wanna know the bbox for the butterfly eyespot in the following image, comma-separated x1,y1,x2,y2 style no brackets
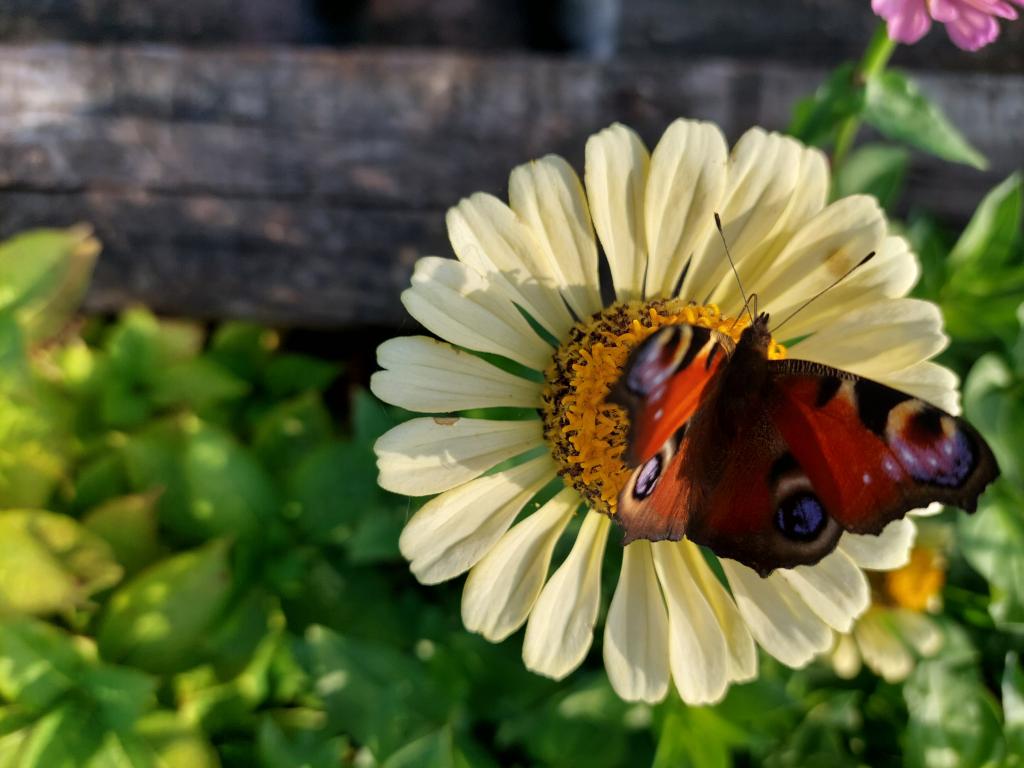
632,454,663,500
774,492,828,542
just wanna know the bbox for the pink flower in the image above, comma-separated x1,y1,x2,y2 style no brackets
873,0,1024,50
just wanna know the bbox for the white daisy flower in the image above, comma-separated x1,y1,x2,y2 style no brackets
830,544,946,683
372,118,955,705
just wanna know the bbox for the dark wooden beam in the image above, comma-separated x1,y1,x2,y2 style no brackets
0,45,1019,327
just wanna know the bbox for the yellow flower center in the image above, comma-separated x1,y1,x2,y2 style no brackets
540,299,786,515
875,546,946,613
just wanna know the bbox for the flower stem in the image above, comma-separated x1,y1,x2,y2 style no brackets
831,23,898,171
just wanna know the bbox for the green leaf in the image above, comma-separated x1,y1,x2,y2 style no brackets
207,323,278,381
83,493,163,576
498,675,633,768
0,618,83,712
97,539,234,673
148,358,249,411
104,310,203,385
0,226,100,343
948,173,1023,272
788,63,864,147
957,485,1024,633
134,711,220,768
903,637,1005,768
298,625,450,761
262,354,341,398
257,715,348,768
353,388,403,442
382,726,470,768
831,143,909,210
78,665,156,730
122,417,278,541
1004,653,1024,761
285,441,374,546
905,215,953,301
863,71,987,169
962,354,1023,486
253,392,334,478
654,704,738,768
175,630,281,734
0,510,122,615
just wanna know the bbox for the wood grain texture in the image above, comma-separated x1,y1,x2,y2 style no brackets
0,45,1020,327
3,1,1023,70
621,0,1024,73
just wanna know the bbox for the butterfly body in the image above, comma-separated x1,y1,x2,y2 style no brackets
609,313,998,576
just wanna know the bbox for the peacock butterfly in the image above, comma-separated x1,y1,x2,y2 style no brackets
607,311,999,577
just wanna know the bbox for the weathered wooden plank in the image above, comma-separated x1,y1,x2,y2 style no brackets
621,0,1024,73
0,0,324,44
0,45,1020,327
4,1,1023,71
0,189,444,327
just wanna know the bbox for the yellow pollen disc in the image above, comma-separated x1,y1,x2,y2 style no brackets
877,546,946,613
540,299,786,516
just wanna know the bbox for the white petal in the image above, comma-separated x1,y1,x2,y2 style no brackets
643,119,728,299
839,518,916,571
523,512,611,679
774,235,921,340
878,362,960,414
677,544,757,683
447,193,575,339
684,129,812,310
696,139,829,311
755,195,886,318
854,610,913,682
585,123,649,301
371,336,541,413
831,633,863,679
375,417,542,496
604,541,671,703
651,542,729,705
509,156,603,319
722,561,833,668
890,609,943,656
401,257,552,370
788,298,947,379
780,549,869,632
462,487,579,642
399,455,558,584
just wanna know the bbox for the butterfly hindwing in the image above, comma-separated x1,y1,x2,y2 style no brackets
769,359,999,535
672,400,845,576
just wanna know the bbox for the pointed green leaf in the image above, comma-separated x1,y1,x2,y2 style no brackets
1004,653,1024,759
788,63,864,147
864,71,987,169
97,539,234,673
0,510,122,616
83,493,162,575
0,227,100,343
949,173,1023,272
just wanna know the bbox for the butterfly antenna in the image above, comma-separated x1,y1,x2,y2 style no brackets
714,213,754,325
770,251,876,336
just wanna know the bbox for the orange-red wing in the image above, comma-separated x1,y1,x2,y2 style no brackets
609,324,732,465
769,360,999,535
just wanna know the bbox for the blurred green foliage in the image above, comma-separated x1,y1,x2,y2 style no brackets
0,45,1021,767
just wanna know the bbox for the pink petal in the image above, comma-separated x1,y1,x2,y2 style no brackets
944,7,1002,49
873,0,933,43
929,0,962,22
